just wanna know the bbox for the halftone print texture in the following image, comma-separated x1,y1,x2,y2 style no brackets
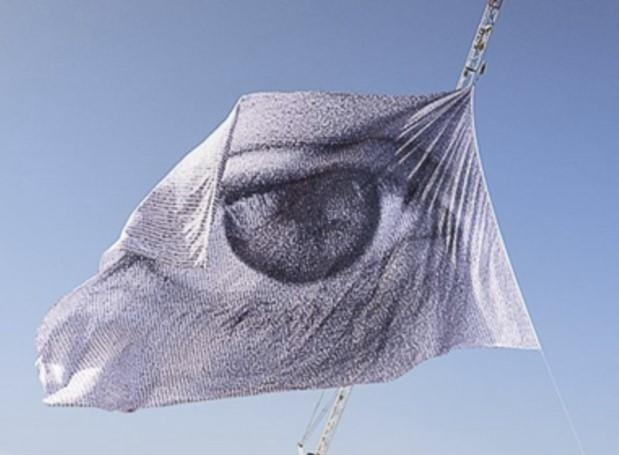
36,88,538,412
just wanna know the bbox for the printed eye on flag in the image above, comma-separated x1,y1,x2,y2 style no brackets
35,87,538,412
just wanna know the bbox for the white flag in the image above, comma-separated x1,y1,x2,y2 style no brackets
36,88,539,412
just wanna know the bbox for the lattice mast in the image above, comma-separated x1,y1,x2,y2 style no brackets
298,2,506,454
302,386,352,455
457,0,504,89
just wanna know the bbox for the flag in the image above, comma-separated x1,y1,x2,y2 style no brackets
36,88,539,412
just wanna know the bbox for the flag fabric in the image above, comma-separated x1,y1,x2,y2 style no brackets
36,88,539,412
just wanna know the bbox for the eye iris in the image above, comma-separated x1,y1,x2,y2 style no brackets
224,169,379,283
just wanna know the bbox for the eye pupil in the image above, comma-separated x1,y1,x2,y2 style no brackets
224,169,379,283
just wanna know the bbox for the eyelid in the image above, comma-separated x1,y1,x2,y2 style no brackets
221,139,397,199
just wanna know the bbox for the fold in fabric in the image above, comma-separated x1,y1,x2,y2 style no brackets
36,88,539,412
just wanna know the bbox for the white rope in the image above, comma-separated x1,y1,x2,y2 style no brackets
514,252,587,454
301,390,328,444
306,406,330,444
538,347,588,455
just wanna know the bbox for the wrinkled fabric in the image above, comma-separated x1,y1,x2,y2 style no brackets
36,87,539,412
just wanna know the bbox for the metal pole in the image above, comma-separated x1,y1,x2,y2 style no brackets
298,2,506,454
310,386,352,455
457,0,504,89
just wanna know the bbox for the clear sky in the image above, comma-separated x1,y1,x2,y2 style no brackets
1,1,617,454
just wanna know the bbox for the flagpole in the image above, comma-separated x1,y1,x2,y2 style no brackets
457,0,504,89
298,2,506,454
304,386,352,455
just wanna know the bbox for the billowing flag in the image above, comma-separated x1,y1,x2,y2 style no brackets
36,88,539,412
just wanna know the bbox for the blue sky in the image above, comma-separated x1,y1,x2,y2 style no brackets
1,1,617,454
